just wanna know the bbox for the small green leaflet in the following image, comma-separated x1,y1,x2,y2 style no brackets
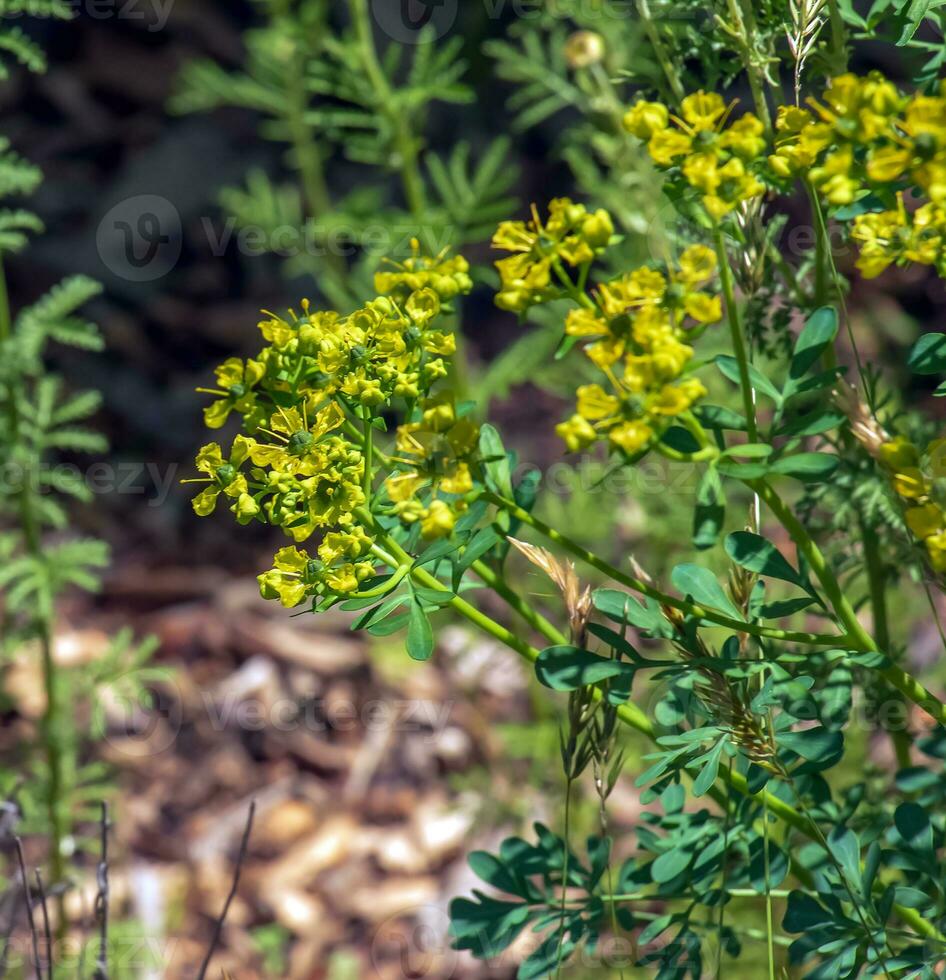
534,645,633,691
716,354,782,405
789,306,838,380
670,563,744,621
406,597,434,660
693,466,725,550
909,331,946,376
725,531,806,588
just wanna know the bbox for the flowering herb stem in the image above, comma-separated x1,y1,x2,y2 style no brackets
479,490,849,647
362,510,943,944
713,222,759,442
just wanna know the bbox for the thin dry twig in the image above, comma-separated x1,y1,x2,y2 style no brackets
93,802,110,980
195,801,256,980
13,839,40,980
32,872,51,980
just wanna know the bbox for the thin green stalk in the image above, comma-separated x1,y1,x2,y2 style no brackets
479,490,850,647
273,0,344,283
554,777,574,979
361,407,373,500
0,256,10,341
713,224,758,442
723,0,773,131
348,0,426,218
468,557,567,647
716,758,734,980
827,0,848,73
861,515,912,768
762,795,776,980
634,0,685,104
791,790,896,979
807,185,874,404
806,182,829,312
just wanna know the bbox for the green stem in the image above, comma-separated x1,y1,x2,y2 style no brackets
861,516,912,768
806,181,830,313
469,558,567,647
348,0,426,219
554,777,574,979
274,0,344,283
713,223,758,442
362,407,373,500
480,490,849,647
724,0,773,130
634,0,685,104
827,0,848,73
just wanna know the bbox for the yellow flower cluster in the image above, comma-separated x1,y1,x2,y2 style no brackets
851,196,946,278
624,92,767,219
556,244,721,456
770,74,946,205
625,75,946,281
374,237,473,301
387,392,479,540
879,436,946,573
188,249,475,608
491,198,614,313
768,73,946,277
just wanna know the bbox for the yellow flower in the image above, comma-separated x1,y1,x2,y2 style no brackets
492,199,616,313
879,437,919,471
374,239,473,301
677,244,717,283
189,438,254,517
852,198,946,279
556,414,597,452
892,467,929,500
324,562,373,594
200,357,265,429
258,546,312,608
926,531,946,572
608,420,653,455
906,503,944,540
680,92,728,130
623,100,669,140
628,90,769,218
576,383,620,421
421,499,456,539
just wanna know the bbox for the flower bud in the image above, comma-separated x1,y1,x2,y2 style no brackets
564,30,605,69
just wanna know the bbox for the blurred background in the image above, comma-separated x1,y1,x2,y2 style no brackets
2,0,946,976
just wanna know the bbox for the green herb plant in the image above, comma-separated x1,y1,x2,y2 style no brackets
0,0,159,934
191,6,946,978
